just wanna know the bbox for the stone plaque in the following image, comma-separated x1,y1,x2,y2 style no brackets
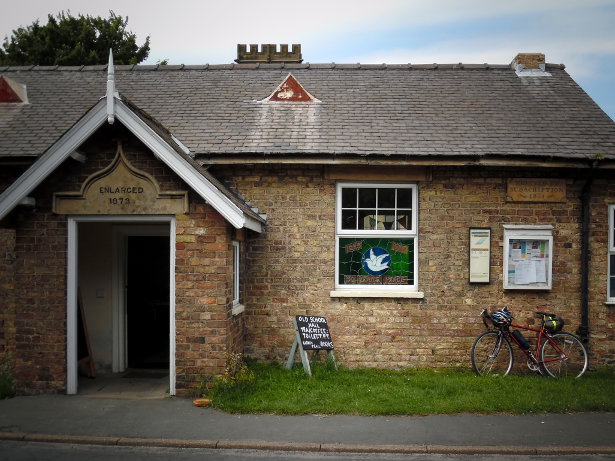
54,145,188,215
507,178,565,203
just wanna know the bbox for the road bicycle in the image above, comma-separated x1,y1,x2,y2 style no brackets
471,307,588,378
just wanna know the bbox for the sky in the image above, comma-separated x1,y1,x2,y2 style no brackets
2,0,614,120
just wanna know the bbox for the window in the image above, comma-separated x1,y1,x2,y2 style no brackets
609,205,615,300
334,183,419,296
232,241,241,308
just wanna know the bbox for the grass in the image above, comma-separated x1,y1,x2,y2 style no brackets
0,355,16,400
207,361,615,416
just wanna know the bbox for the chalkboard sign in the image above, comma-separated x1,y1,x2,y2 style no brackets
295,315,334,350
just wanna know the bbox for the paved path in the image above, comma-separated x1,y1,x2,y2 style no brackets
1,395,614,455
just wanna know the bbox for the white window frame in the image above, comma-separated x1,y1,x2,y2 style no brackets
331,182,422,298
503,225,553,290
231,240,244,315
608,205,615,302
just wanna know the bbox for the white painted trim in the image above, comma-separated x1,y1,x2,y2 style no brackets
107,50,116,124
330,290,425,298
334,182,419,292
232,240,240,307
66,215,176,396
608,204,615,302
0,100,107,221
66,218,78,395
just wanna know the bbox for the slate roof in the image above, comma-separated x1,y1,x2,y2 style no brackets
1,62,614,162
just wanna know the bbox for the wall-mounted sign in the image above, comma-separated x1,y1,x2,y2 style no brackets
507,178,565,203
54,144,188,215
503,225,553,290
469,228,491,283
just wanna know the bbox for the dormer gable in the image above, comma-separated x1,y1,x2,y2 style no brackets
0,76,28,103
263,74,319,102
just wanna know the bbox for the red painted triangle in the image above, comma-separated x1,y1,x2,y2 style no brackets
0,77,23,103
269,74,314,102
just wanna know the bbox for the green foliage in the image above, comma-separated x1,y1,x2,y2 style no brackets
0,355,16,400
0,11,150,66
217,353,255,388
209,361,615,415
202,353,255,398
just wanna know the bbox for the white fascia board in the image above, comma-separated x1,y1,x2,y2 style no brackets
244,214,264,233
114,100,251,230
0,100,107,221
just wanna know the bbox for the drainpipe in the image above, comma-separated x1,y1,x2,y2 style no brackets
578,161,597,345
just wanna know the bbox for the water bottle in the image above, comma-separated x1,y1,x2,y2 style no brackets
511,330,530,350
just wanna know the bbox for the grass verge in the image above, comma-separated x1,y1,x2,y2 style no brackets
0,355,16,400
207,361,615,415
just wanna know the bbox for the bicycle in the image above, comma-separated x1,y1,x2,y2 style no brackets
471,307,588,378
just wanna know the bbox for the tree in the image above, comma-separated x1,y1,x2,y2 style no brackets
0,11,150,66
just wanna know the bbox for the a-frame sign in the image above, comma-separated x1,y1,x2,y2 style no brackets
285,315,336,375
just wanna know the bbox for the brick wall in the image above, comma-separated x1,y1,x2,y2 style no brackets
174,198,236,396
5,130,614,394
6,126,239,395
587,177,615,364
0,229,16,358
217,164,614,372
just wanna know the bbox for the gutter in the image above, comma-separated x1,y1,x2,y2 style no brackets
578,161,598,344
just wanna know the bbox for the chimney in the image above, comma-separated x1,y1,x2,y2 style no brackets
512,53,545,71
235,44,302,64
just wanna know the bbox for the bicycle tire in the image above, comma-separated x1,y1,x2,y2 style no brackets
539,332,588,378
471,330,514,376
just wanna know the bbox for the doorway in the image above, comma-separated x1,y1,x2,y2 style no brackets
67,216,176,395
127,235,170,369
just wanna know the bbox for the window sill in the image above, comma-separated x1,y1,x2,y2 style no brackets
231,303,245,316
330,290,424,299
604,301,615,306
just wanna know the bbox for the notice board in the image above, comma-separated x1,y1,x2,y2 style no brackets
295,315,334,350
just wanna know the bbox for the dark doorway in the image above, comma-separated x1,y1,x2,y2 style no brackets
127,236,170,369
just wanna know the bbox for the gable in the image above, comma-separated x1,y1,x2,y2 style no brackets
264,74,318,102
0,76,27,103
0,95,264,231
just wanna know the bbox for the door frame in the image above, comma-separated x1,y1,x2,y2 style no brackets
67,215,176,395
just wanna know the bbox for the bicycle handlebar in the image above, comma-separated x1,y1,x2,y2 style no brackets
480,309,491,329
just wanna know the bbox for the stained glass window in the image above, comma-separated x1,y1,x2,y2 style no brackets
338,238,414,286
336,183,417,290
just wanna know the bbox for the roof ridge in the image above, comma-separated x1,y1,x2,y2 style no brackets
0,62,566,72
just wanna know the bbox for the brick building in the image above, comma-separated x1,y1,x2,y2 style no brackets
1,47,614,396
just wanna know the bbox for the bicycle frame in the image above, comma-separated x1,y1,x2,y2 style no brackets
507,322,568,366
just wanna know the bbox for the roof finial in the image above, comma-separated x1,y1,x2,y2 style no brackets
107,49,115,124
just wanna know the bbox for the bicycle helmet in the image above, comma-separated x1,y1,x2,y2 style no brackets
491,308,512,327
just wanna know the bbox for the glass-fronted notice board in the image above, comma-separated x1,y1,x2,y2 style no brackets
503,225,553,290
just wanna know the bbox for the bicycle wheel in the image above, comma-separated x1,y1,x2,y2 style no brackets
471,330,514,376
539,332,588,378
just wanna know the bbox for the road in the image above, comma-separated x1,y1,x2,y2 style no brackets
1,441,614,461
